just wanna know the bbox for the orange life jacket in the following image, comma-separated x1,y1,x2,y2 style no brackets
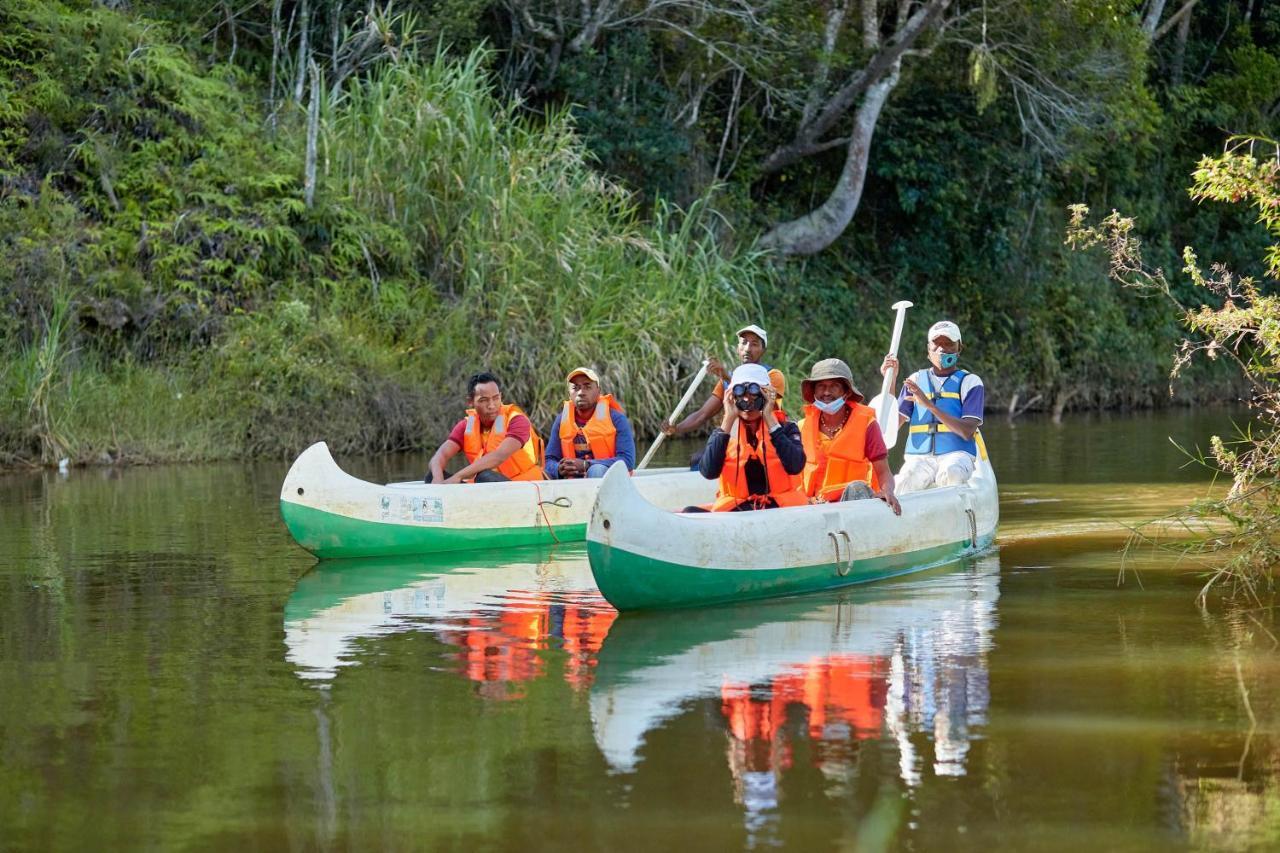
712,412,807,511
798,402,880,501
557,394,624,461
461,402,544,481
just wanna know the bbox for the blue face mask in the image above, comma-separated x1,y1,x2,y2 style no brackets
813,396,846,415
939,352,959,369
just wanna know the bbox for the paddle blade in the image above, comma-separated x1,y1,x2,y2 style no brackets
868,392,903,451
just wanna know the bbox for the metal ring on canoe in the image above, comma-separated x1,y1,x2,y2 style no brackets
838,530,853,576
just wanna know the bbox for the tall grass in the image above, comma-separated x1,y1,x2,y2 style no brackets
320,48,766,435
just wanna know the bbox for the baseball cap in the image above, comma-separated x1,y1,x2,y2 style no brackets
927,320,961,343
728,363,772,391
735,324,768,347
565,367,600,384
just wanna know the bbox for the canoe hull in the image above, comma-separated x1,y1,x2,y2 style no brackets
586,533,992,611
280,441,716,559
586,448,999,611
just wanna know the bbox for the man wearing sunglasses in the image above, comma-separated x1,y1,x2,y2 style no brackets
694,363,807,512
661,324,786,438
880,320,985,492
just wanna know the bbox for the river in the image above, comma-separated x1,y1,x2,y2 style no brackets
1,408,1276,851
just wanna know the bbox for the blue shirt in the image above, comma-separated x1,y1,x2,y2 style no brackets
543,407,636,478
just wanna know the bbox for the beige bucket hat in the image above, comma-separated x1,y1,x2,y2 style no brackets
801,358,863,404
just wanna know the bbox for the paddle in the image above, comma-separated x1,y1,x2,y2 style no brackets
637,359,710,470
867,300,913,450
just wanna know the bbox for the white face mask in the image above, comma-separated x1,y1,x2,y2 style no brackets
813,396,846,415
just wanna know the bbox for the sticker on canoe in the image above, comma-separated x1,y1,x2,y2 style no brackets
379,494,444,523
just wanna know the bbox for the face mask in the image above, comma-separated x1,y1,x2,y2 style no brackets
939,352,959,369
813,396,846,415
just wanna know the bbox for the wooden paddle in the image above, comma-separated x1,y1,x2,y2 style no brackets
636,360,710,470
867,300,913,450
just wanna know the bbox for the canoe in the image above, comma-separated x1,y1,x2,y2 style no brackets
282,544,602,680
590,555,999,774
280,441,717,559
586,438,999,610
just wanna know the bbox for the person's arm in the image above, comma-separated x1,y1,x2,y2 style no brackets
445,436,524,483
698,429,730,479
768,421,806,475
664,392,724,437
871,458,901,515
428,439,461,483
903,377,978,441
543,412,565,479
864,421,900,514
593,411,636,471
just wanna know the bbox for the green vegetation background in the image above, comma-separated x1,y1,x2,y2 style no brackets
1,0,1275,467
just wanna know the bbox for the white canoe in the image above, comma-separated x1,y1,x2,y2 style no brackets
280,441,717,558
586,439,999,610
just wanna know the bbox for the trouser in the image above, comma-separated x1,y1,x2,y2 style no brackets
896,451,975,493
683,497,779,513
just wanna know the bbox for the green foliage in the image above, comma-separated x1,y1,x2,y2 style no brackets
321,47,764,436
1067,138,1280,595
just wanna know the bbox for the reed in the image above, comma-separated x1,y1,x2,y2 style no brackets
319,47,765,435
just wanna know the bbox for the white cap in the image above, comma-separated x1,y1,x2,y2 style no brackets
735,324,768,347
728,362,771,391
927,320,961,343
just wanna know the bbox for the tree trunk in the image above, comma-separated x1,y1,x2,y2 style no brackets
1171,6,1191,85
1142,0,1169,36
758,68,899,256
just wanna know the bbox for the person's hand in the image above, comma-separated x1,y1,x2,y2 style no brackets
707,356,729,382
720,399,738,431
762,386,778,418
902,376,929,407
660,419,678,437
558,457,581,479
879,489,902,516
808,495,828,505
880,354,899,377
442,472,464,485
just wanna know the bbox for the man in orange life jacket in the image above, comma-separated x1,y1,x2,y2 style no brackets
426,372,545,484
796,358,901,514
691,363,806,512
542,367,636,479
880,320,984,492
660,324,786,438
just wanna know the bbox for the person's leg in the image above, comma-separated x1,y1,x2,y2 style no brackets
474,469,510,483
895,455,936,493
424,472,435,483
682,505,712,513
586,462,610,478
936,451,975,486
838,482,876,502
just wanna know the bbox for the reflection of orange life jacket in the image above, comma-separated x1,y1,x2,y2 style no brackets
561,605,618,690
461,403,544,481
798,403,880,501
712,411,806,511
557,395,624,461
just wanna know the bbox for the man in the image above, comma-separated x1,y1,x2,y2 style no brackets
543,368,636,479
880,320,984,492
661,324,786,438
796,358,901,514
695,363,807,512
426,372,545,483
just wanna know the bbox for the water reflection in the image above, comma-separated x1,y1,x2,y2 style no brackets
283,545,615,694
590,556,999,834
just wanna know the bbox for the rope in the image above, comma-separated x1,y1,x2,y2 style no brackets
531,481,563,543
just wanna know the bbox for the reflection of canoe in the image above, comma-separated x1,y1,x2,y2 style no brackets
589,556,1000,776
586,443,999,610
283,544,605,681
279,441,717,558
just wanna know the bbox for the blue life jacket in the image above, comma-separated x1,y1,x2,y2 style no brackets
905,369,978,456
